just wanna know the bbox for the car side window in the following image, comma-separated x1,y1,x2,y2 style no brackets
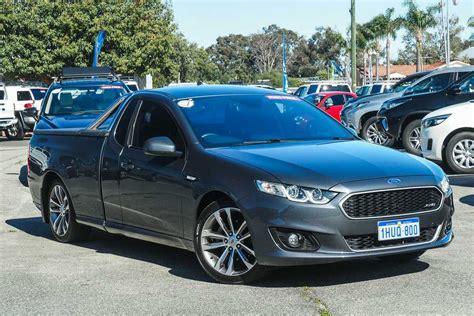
327,95,344,105
412,73,451,94
131,100,185,152
458,75,474,94
17,91,33,101
307,85,318,94
115,98,139,146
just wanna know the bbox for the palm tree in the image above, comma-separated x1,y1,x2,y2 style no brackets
366,17,386,81
402,0,437,71
355,23,374,84
377,8,402,81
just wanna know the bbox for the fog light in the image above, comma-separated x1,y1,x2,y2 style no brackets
287,233,302,248
270,227,320,251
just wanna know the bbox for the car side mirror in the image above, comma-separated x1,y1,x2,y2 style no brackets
448,84,461,95
403,87,414,96
143,136,182,157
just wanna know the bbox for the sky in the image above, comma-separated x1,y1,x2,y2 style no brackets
172,0,474,58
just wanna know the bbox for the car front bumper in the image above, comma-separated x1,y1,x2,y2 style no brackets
421,126,444,162
0,118,18,129
239,176,454,266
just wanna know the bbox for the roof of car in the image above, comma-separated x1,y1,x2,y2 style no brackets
154,84,288,99
50,79,126,88
307,91,355,97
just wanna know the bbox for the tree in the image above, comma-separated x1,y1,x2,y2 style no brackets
401,0,437,71
373,8,402,80
207,34,254,83
0,1,178,86
249,25,300,74
288,27,346,78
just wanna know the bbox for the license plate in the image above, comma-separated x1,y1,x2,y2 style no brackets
377,218,420,241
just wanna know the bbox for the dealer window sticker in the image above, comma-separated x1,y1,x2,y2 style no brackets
177,99,194,108
265,95,299,101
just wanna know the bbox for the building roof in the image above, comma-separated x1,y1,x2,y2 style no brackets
367,60,471,78
458,47,474,59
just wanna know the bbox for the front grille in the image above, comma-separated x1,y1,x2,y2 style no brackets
345,226,438,251
341,187,442,219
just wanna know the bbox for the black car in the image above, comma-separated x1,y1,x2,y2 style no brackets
28,85,453,284
35,67,130,131
377,67,474,154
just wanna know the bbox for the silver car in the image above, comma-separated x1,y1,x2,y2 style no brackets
341,71,430,146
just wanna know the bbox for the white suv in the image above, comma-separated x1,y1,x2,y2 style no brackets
421,100,474,174
0,85,37,140
294,82,352,97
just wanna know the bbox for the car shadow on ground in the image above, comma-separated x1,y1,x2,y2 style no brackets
6,216,430,286
449,175,474,188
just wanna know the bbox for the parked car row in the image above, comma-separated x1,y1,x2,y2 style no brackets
337,66,474,174
356,82,394,97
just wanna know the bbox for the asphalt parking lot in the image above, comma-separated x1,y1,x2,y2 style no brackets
1,138,473,315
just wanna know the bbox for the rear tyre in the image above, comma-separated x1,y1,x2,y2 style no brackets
5,122,24,140
445,132,474,174
402,119,422,155
194,199,266,284
378,250,425,262
47,180,90,243
361,116,395,147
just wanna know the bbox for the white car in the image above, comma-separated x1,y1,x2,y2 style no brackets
421,101,474,174
293,81,352,97
0,85,37,140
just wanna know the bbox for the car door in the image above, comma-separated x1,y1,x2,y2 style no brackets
322,94,345,121
118,97,186,236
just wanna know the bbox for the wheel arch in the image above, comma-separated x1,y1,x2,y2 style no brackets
196,190,236,219
41,171,67,223
400,112,429,137
441,127,474,162
360,111,378,129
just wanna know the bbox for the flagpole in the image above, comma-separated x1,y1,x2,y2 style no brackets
282,32,288,93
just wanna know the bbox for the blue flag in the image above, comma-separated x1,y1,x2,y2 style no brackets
282,33,288,93
92,31,107,67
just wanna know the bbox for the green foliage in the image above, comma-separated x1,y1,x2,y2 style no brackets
256,71,302,88
0,0,178,86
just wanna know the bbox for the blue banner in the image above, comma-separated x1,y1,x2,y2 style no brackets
92,31,107,67
282,33,288,93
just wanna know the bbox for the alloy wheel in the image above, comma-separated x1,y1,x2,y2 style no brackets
408,127,421,151
366,122,389,145
49,185,70,237
7,125,18,137
452,139,474,169
200,207,256,276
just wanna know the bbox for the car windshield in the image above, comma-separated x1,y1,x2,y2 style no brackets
43,85,127,116
178,94,354,148
321,84,350,92
391,76,422,93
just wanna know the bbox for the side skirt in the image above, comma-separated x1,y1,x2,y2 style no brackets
75,215,194,252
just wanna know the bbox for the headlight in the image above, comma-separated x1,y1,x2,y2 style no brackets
256,180,338,204
422,114,451,128
439,175,452,196
382,99,406,110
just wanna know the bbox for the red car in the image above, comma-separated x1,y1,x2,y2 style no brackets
304,91,357,121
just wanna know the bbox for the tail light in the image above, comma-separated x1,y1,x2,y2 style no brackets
24,103,34,109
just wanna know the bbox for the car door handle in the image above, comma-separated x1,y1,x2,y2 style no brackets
120,161,135,171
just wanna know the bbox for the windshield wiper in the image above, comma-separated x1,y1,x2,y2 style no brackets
70,110,103,116
242,139,282,145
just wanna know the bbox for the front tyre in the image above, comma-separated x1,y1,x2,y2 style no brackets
445,132,474,174
402,119,422,155
5,122,24,140
361,116,395,147
194,199,265,284
47,180,90,243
